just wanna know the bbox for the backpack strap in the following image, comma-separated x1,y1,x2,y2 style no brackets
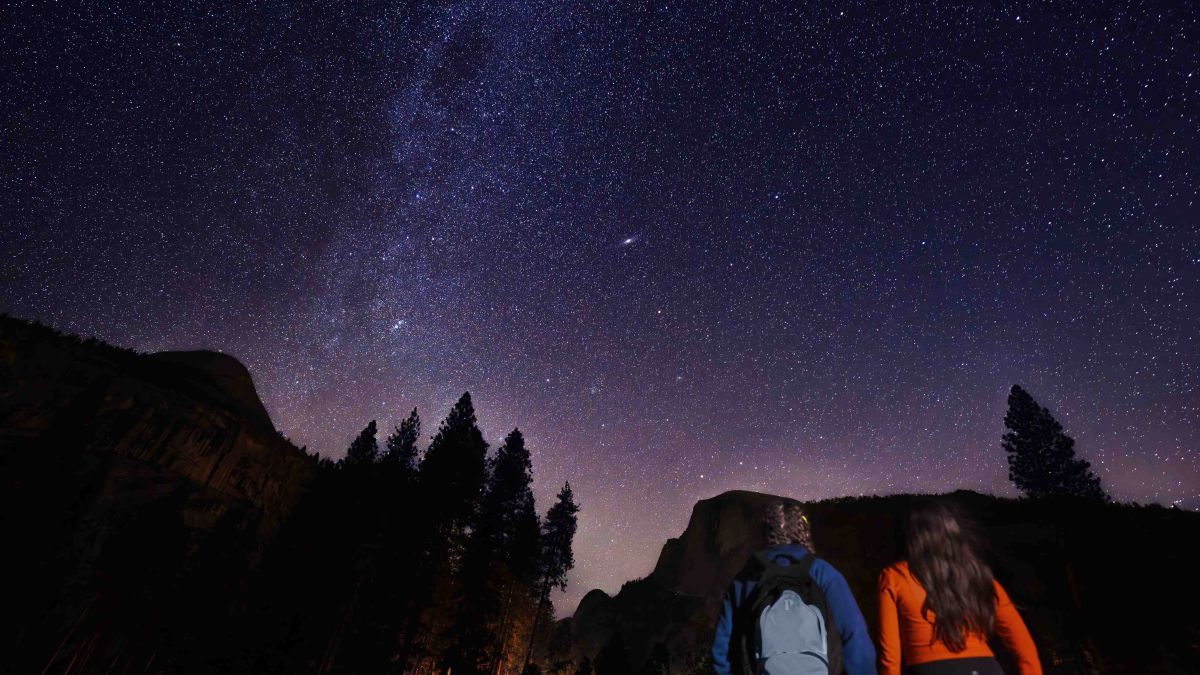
794,552,817,577
729,553,764,675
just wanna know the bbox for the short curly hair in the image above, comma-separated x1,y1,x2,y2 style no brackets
765,500,814,552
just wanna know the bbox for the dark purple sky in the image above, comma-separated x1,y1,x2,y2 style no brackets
3,1,1197,614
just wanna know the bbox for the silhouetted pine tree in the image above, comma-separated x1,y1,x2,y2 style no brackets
482,429,541,581
1003,385,1108,501
538,482,580,594
338,409,424,671
398,393,489,670
523,482,580,670
454,429,542,673
383,408,421,477
343,420,379,466
418,392,489,556
594,633,632,675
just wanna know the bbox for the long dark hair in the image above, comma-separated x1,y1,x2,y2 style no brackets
902,500,996,651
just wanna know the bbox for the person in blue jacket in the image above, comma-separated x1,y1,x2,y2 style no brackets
712,501,876,675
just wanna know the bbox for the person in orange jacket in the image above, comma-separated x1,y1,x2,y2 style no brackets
877,500,1042,675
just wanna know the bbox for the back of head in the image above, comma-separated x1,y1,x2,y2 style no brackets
765,500,814,552
903,500,996,651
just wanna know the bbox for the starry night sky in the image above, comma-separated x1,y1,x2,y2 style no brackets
2,2,1198,613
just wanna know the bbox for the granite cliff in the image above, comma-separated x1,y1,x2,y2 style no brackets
0,315,315,673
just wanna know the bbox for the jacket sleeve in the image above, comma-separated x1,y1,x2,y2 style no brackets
712,582,737,675
815,560,878,675
876,568,902,675
993,581,1043,675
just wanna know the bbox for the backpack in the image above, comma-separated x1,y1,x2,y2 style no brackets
730,551,843,675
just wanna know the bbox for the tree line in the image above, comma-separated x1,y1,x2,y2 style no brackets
246,391,579,675
225,384,1111,675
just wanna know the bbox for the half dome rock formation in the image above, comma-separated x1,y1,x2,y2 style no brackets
565,489,1199,674
650,489,800,598
567,490,803,670
0,315,315,672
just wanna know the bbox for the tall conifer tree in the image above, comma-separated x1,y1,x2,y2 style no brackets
478,429,541,580
343,420,379,466
1002,385,1108,501
523,482,579,670
455,429,542,673
417,392,489,558
383,408,421,478
398,394,489,670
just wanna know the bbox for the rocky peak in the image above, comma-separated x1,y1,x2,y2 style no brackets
649,490,801,600
149,350,275,433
